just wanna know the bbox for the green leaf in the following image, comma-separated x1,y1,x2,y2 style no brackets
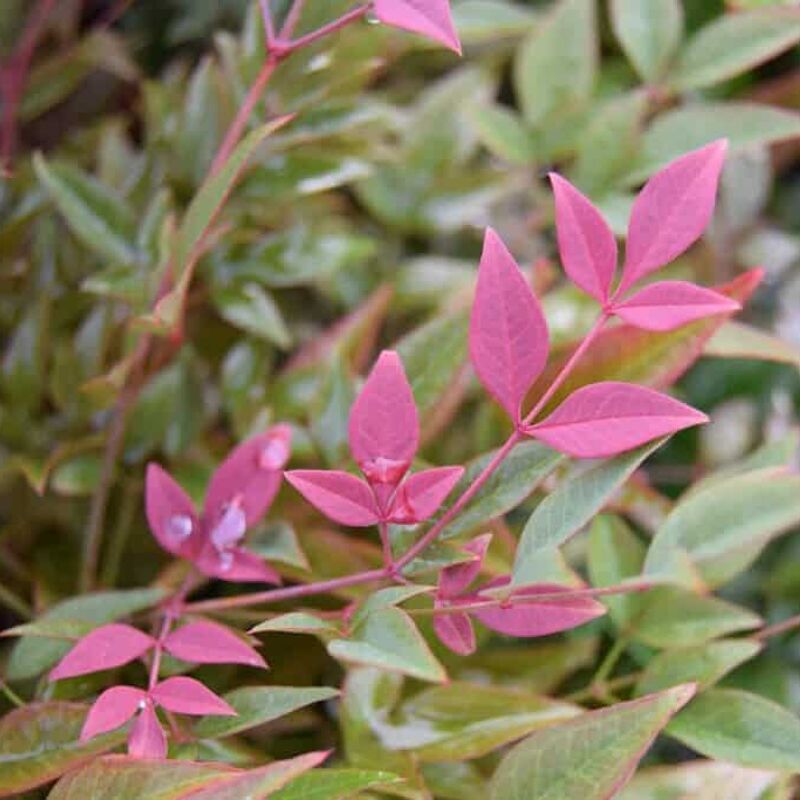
309,357,355,466
635,640,762,697
328,607,446,684
452,1,539,45
50,455,102,497
670,10,800,91
212,282,291,349
383,683,579,762
705,321,800,368
47,756,231,800
489,685,696,800
610,0,683,82
469,104,535,165
0,703,125,797
570,91,647,194
250,613,340,640
351,586,434,628
625,104,800,184
439,441,563,540
644,471,800,587
631,588,761,648
514,0,597,127
193,686,339,739
514,441,663,585
587,515,647,630
270,769,402,800
667,689,800,771
33,154,138,266
7,588,165,681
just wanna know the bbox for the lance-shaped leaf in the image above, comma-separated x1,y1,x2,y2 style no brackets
614,281,740,331
388,466,464,524
81,686,147,741
150,677,236,717
163,621,266,668
620,140,727,292
473,578,606,638
489,685,696,800
433,610,476,656
373,0,462,54
128,704,166,760
349,351,418,484
270,769,403,800
203,425,291,528
550,174,618,303
50,624,155,681
527,382,707,459
284,470,380,526
469,228,550,423
439,533,492,598
145,465,200,558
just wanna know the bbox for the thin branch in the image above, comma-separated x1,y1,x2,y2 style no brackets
278,4,371,53
754,613,800,641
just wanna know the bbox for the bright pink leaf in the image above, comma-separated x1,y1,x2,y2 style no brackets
549,173,617,303
373,0,462,54
285,470,381,526
433,609,476,656
613,280,741,331
81,686,146,741
388,466,464,524
473,578,606,637
620,140,728,292
127,703,166,760
203,424,291,528
145,464,200,559
348,351,419,485
194,544,281,584
469,228,550,423
150,677,236,717
163,621,267,668
438,533,492,598
527,382,707,458
49,624,155,681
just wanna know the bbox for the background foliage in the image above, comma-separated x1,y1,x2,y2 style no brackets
3,0,800,797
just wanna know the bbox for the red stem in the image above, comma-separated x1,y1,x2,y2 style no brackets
275,4,371,53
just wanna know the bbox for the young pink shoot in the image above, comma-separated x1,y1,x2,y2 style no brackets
286,351,463,570
525,382,707,459
617,140,728,295
163,620,267,668
149,676,237,716
50,624,155,682
372,0,462,54
469,228,550,424
145,425,290,584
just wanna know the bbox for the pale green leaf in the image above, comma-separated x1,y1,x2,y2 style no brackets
213,282,291,349
270,768,403,800
469,104,535,165
705,321,800,368
250,613,340,640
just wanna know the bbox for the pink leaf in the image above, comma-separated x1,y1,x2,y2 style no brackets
163,621,267,668
194,544,282,585
348,351,419,485
127,703,167,760
285,470,381,526
613,280,741,331
388,466,464,524
145,464,200,559
373,0,462,54
527,382,707,458
49,624,155,681
549,173,617,303
620,140,728,292
469,228,550,423
81,686,146,741
438,533,492,598
433,609,476,656
150,677,236,717
203,424,291,528
473,578,606,637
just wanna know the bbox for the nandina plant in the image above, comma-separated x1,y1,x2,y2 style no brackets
3,1,800,799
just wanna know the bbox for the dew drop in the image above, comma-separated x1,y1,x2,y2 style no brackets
211,504,247,550
218,550,234,572
167,515,193,541
259,436,290,470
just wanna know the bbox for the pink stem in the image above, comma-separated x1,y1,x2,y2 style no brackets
275,4,371,54
754,613,800,641
280,0,308,38
378,521,395,573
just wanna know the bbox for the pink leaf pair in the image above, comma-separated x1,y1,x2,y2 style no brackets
81,677,235,759
163,620,267,669
431,535,605,655
286,352,463,528
469,228,709,456
550,140,739,326
373,0,461,54
145,424,291,583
